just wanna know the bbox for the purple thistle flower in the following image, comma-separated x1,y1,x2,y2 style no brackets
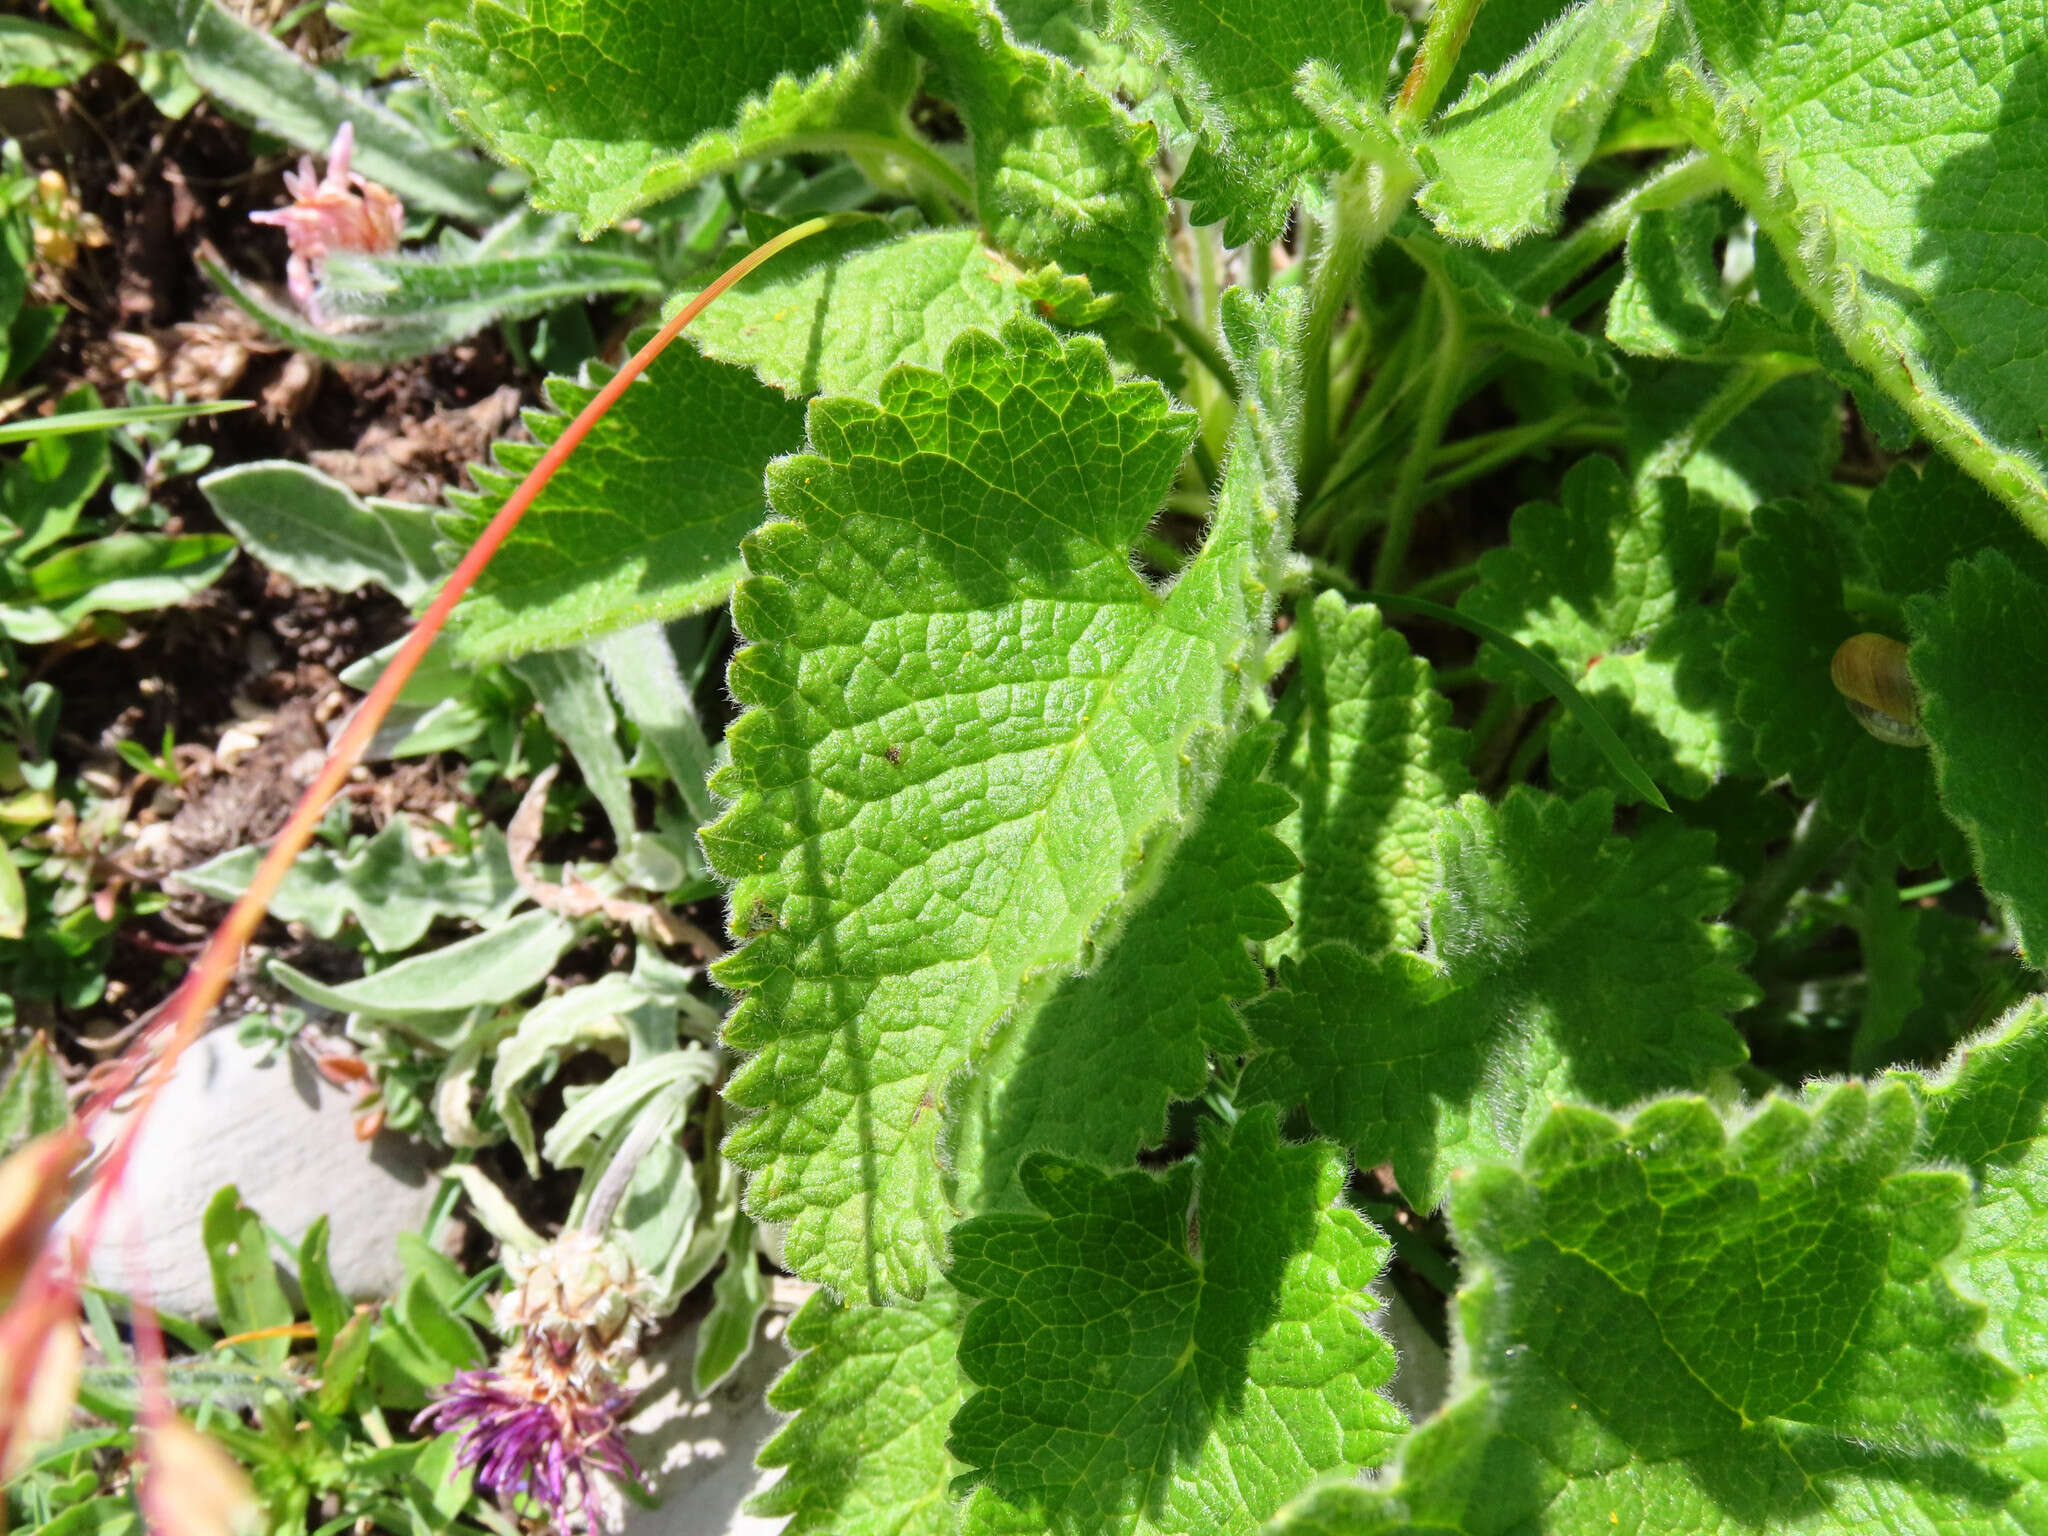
415,1368,638,1533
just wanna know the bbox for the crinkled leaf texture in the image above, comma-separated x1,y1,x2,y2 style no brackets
1682,0,2048,536
1268,591,1470,961
1244,788,1754,1208
1910,552,2048,968
415,0,909,234
441,341,807,662
1899,998,2048,1522
1724,500,1957,867
676,221,1033,399
1116,0,1404,242
749,1286,973,1534
1459,454,1745,803
949,1107,1404,1536
702,318,1282,1301
1274,1083,2018,1535
1414,0,1668,247
906,0,1172,321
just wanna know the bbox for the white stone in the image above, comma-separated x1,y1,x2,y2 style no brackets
621,1313,794,1536
64,1030,442,1318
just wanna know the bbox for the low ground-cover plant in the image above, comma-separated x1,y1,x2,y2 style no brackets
8,0,2048,1533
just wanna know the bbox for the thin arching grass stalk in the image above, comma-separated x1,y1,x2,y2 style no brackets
0,214,849,1447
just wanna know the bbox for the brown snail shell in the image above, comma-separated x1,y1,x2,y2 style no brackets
1830,633,1925,747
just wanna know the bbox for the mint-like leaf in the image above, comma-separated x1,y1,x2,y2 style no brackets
677,222,1032,399
441,340,806,663
1270,592,1470,961
953,727,1295,1210
1413,0,1667,247
1244,788,1753,1207
1724,500,1957,866
1909,552,2048,968
950,1107,1404,1536
907,0,1171,321
1274,1083,2017,1535
1899,998,2048,1499
703,320,1274,1299
1682,0,2048,534
1459,455,1744,802
1118,0,1403,242
415,0,908,234
749,1287,972,1536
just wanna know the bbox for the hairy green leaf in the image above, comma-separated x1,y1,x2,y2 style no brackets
1725,500,1958,866
1414,0,1668,247
1910,552,2048,968
676,221,1033,399
201,461,444,605
1273,1083,2017,1535
702,318,1278,1299
1244,788,1754,1206
1118,0,1404,242
326,0,465,71
442,338,807,663
268,908,576,1029
750,1287,971,1535
175,816,524,954
1269,591,1470,960
1459,454,1745,801
950,1107,1403,1536
906,0,1171,320
1682,0,2048,535
414,0,913,234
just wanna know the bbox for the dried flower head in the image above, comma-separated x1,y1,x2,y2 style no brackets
249,122,402,317
415,1232,653,1533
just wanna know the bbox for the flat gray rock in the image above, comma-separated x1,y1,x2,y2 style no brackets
65,1030,442,1319
622,1312,794,1535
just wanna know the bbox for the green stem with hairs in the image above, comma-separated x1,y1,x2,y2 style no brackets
1372,261,1465,589
1513,152,1722,304
1391,0,1487,130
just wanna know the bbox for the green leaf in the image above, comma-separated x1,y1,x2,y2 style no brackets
693,1214,770,1395
951,726,1295,1211
1909,552,2048,968
0,1029,70,1150
1866,456,2048,601
96,0,499,220
1117,0,1404,242
1273,1083,2017,1535
176,815,524,954
1,406,110,562
1269,591,1470,961
200,461,444,605
1724,500,1957,866
1606,198,1811,363
266,908,576,1028
1458,454,1746,801
1620,358,1841,522
317,1307,376,1416
0,842,22,946
676,221,1030,400
486,972,646,1175
749,1287,971,1536
297,1216,350,1353
25,532,236,606
413,0,910,235
949,1107,1404,1535
315,212,664,355
0,400,245,446
1898,997,2048,1507
442,338,807,663
1243,788,1754,1207
1680,0,2048,536
201,1187,295,1369
1413,0,1668,247
905,0,1171,321
326,0,466,72
0,17,101,88
702,318,1273,1299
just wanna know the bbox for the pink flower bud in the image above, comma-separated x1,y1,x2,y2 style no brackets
249,122,404,319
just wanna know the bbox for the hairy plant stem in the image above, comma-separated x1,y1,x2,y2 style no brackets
1392,0,1486,130
1636,352,1816,494
1371,260,1464,589
1417,409,1621,503
1736,795,1852,941
785,130,974,212
1166,313,1238,401
1513,152,1722,304
1300,156,1417,501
